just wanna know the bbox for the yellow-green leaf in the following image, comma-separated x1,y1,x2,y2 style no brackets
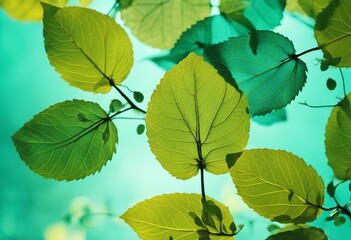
12,100,118,181
230,149,324,224
267,226,328,240
121,193,236,240
325,94,351,180
43,3,133,93
297,0,331,18
78,0,93,8
0,0,67,21
314,0,351,68
121,0,211,49
146,53,249,180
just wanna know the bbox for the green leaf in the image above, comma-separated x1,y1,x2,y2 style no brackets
78,0,92,7
325,93,351,180
150,15,249,71
219,0,250,15
267,224,281,234
297,0,331,18
133,91,144,103
253,108,287,126
42,3,133,93
121,0,211,49
334,215,346,226
136,124,145,135
326,78,337,90
121,193,236,240
0,0,68,21
266,226,328,240
109,99,123,113
12,100,118,181
326,180,335,197
204,31,307,116
146,53,249,179
230,149,324,224
315,0,351,68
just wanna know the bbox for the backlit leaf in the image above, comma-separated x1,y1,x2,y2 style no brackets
315,0,351,68
325,93,351,180
121,193,236,240
146,53,249,179
121,0,211,49
12,100,118,181
150,15,249,70
297,0,331,18
109,99,124,113
253,108,287,126
334,215,346,226
204,31,307,116
43,3,133,93
266,226,328,240
0,0,67,21
230,149,324,224
78,0,93,7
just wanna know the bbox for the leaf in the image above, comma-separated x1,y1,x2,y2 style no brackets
146,53,249,179
266,226,328,240
150,15,249,70
121,0,211,49
325,94,351,180
121,193,236,240
136,124,145,135
267,224,281,234
78,0,93,7
333,216,346,226
133,91,144,103
0,0,68,21
285,0,307,15
297,0,331,18
204,30,307,116
253,108,287,126
315,0,351,68
109,99,123,113
326,181,335,197
12,100,118,181
230,149,324,224
42,3,133,93
326,78,337,90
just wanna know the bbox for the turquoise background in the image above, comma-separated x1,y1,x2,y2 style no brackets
0,1,350,239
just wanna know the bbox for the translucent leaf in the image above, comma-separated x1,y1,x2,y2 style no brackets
109,99,123,113
267,224,281,234
297,0,331,18
204,31,307,116
121,0,211,49
230,149,324,224
78,0,93,7
315,0,351,68
12,100,118,181
121,193,236,240
266,226,328,240
253,108,287,126
0,0,68,21
325,93,351,180
146,53,249,180
42,3,133,93
334,215,346,226
150,15,249,70
285,0,307,15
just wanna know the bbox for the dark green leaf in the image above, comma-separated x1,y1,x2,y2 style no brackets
136,124,145,135
266,226,328,240
133,91,144,103
326,78,337,90
109,99,123,113
267,224,281,234
334,215,346,226
253,108,287,126
226,152,243,169
349,182,351,191
204,31,307,116
326,181,335,197
12,100,118,181
77,113,88,122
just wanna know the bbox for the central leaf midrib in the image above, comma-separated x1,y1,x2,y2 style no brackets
194,72,203,163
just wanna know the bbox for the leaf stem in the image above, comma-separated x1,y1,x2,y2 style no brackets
200,167,207,204
339,68,347,97
294,46,320,58
298,101,337,108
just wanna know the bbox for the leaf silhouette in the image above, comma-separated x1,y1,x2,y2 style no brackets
12,100,118,181
315,0,351,67
204,30,307,116
266,226,328,240
146,53,249,179
253,108,287,126
121,193,235,240
121,0,211,49
230,149,324,224
43,3,133,93
0,0,68,21
325,93,351,180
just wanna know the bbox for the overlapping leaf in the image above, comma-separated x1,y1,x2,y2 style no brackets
267,226,328,240
43,3,133,93
315,0,351,68
297,0,331,18
253,108,287,126
204,31,307,116
325,93,351,180
230,149,324,224
12,100,117,181
146,53,249,180
0,0,67,21
121,193,236,240
150,15,249,70
121,0,211,49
